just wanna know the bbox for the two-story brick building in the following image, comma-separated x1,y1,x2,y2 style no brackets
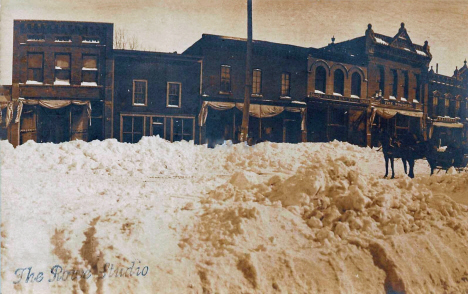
113,50,202,144
8,20,114,146
183,34,309,146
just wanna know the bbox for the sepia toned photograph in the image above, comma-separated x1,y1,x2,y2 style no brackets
1,0,468,293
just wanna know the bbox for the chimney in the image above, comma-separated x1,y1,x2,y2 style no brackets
436,63,438,74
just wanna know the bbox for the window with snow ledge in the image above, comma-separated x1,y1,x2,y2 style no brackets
133,80,147,106
314,90,325,94
167,82,181,108
55,36,71,43
55,54,71,85
401,97,407,102
350,95,360,99
82,36,100,44
81,82,97,87
82,55,99,85
333,93,343,97
389,96,396,100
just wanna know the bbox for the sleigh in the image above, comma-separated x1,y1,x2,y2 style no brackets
430,151,468,174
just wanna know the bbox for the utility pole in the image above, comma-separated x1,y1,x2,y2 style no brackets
240,0,253,142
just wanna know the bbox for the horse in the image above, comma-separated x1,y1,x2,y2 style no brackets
379,131,406,179
379,131,426,179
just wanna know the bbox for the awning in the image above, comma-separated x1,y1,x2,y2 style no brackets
373,107,423,119
14,99,92,127
198,101,307,130
433,121,464,128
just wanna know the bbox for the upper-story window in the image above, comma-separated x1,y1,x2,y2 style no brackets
54,54,71,85
315,66,326,94
378,66,385,96
415,74,421,102
82,55,98,86
27,53,44,84
252,69,262,95
133,80,147,106
403,71,409,99
333,69,344,96
351,72,361,97
281,72,291,97
167,82,181,107
391,69,398,98
220,65,231,93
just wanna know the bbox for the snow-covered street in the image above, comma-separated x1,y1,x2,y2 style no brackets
2,137,468,293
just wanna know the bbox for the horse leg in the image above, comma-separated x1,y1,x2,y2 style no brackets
402,158,408,174
384,155,389,178
391,157,395,179
408,159,415,178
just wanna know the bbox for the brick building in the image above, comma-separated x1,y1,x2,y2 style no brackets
427,62,468,146
8,20,114,146
307,23,432,146
3,20,467,149
183,34,308,146
113,50,202,143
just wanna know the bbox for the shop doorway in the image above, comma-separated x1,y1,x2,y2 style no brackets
37,107,70,143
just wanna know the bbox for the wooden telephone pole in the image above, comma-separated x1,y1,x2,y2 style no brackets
240,0,253,142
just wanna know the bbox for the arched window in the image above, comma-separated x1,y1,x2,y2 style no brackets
315,66,326,93
333,69,344,95
351,72,361,97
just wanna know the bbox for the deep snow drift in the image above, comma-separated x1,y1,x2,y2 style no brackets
1,137,468,293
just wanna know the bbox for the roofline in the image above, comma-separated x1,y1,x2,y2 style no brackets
14,19,114,26
198,33,311,50
114,49,202,61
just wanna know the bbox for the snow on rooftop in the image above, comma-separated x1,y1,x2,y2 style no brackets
416,50,428,57
375,37,388,45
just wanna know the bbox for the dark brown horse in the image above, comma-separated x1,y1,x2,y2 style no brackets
379,131,426,179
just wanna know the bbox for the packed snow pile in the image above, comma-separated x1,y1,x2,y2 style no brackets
2,137,468,293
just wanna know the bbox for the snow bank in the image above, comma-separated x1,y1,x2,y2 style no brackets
2,137,468,293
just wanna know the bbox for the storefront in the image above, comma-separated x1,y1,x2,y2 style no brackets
198,100,306,147
428,118,464,147
307,94,369,146
15,98,96,144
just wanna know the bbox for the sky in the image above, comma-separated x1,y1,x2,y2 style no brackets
1,0,468,84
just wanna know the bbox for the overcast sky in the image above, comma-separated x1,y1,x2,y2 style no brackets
1,0,467,84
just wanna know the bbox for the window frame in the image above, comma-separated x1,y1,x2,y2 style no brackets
281,72,291,97
170,116,195,142
166,82,182,108
132,80,148,107
54,53,71,85
252,69,262,96
27,52,44,84
120,114,146,143
81,54,99,85
220,65,232,94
